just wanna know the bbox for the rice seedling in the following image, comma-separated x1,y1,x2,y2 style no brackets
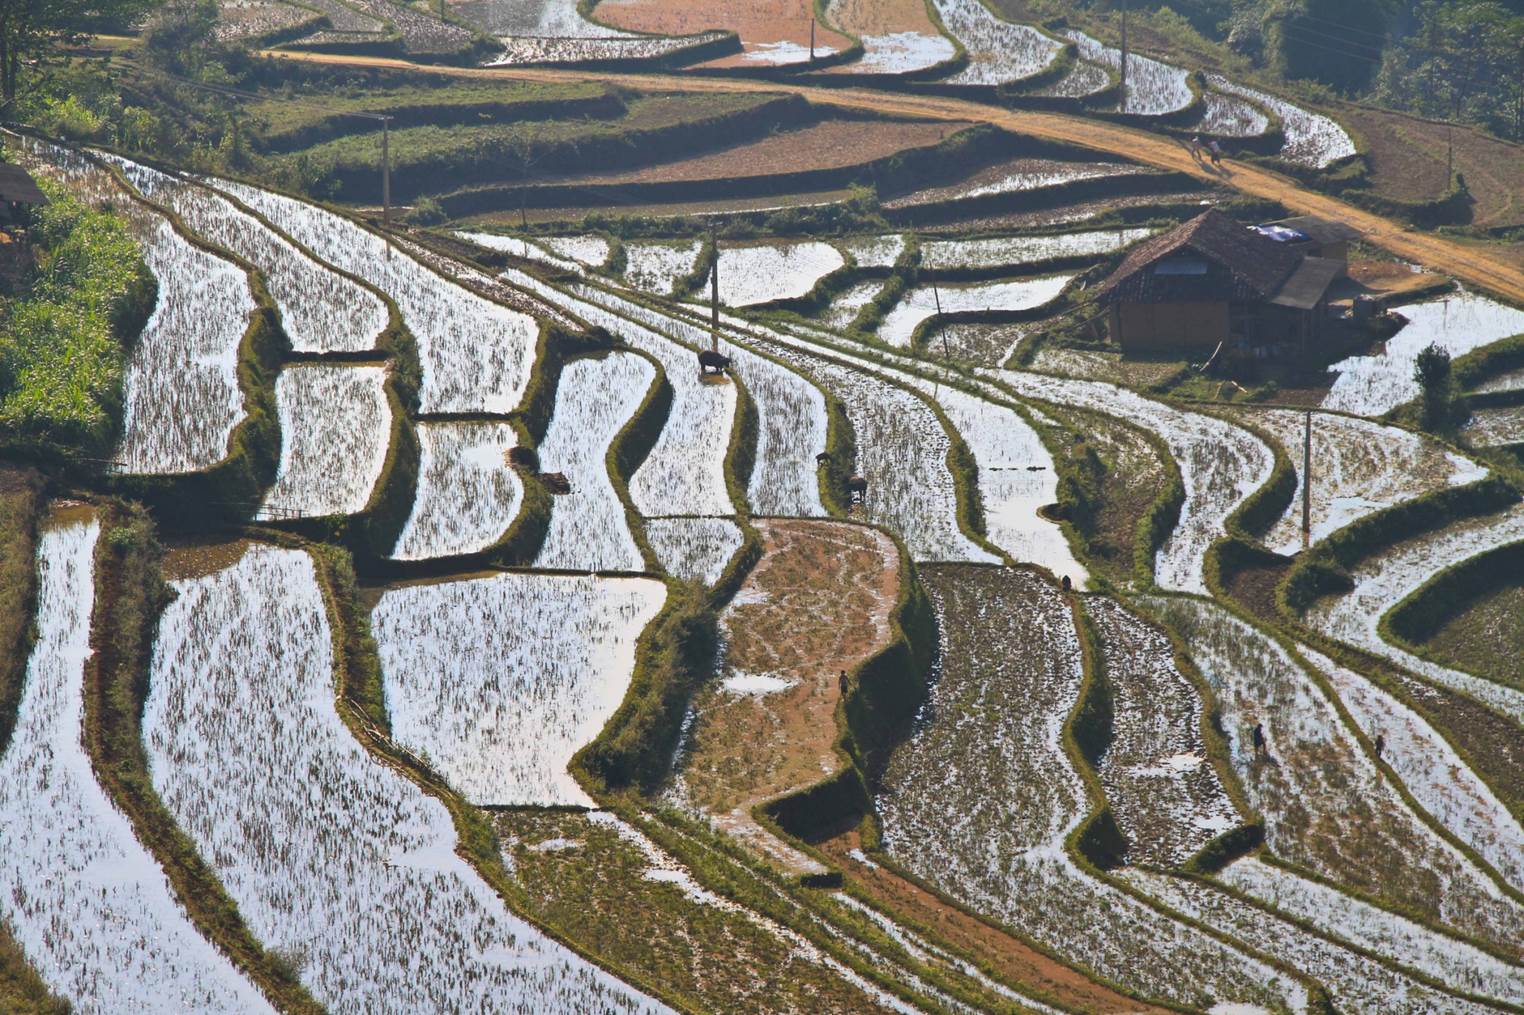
213,0,317,43
1299,643,1524,896
645,516,743,584
533,353,655,572
1064,31,1194,116
1122,868,1503,1015
931,0,1065,86
877,566,1306,1010
878,275,1073,348
820,280,886,330
551,281,828,515
499,270,738,517
1086,597,1237,867
0,516,275,1013
711,242,845,307
884,160,1147,210
1221,857,1524,1005
1233,407,1488,554
918,227,1155,272
839,234,906,268
374,572,665,806
620,239,704,296
769,349,996,562
1193,89,1272,138
209,180,540,415
101,154,387,354
1464,405,1524,447
1146,594,1524,955
292,0,383,33
25,142,253,474
910,380,1084,582
1322,292,1524,417
987,368,1275,593
390,421,523,560
258,364,392,521
1305,502,1524,725
144,544,672,1012
453,230,585,273
1207,75,1357,168
337,0,475,53
820,0,955,74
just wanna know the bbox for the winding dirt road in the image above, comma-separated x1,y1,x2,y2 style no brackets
265,50,1524,305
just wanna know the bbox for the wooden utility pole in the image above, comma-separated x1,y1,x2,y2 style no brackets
381,115,392,232
709,230,720,353
1119,2,1129,102
1302,410,1313,545
810,17,816,61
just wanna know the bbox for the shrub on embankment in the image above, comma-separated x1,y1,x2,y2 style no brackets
0,184,156,458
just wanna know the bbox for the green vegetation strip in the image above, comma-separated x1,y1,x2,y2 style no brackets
85,502,323,1012
0,183,155,458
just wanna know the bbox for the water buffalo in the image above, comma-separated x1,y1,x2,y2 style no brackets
698,349,731,376
846,475,868,504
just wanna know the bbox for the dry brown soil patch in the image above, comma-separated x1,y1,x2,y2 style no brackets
818,0,948,75
671,518,898,870
537,118,971,188
596,0,853,69
820,830,1172,1015
1337,104,1524,229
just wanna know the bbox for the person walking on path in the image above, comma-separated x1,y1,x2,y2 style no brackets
1209,139,1224,167
1189,135,1204,161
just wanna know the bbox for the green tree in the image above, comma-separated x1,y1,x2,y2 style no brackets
0,0,156,107
1414,341,1458,429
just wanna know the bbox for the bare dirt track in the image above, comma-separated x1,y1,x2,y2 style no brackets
262,49,1524,307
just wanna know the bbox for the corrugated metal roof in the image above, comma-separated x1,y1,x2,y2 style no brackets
1262,214,1362,246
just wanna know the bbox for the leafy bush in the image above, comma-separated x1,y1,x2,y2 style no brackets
0,184,155,452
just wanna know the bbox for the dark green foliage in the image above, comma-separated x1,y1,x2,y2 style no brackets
0,468,42,761
1414,341,1467,430
0,184,155,453
1184,822,1266,874
1385,539,1524,644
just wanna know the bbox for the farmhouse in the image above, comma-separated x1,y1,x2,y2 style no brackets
1094,208,1349,358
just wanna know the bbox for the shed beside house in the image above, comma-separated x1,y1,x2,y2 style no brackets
1253,215,1362,269
0,163,48,222
1094,208,1344,359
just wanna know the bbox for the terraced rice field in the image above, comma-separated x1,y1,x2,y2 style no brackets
712,241,844,306
668,519,899,870
596,0,852,67
878,566,1308,1010
820,0,955,75
1306,502,1524,726
918,226,1156,272
620,239,704,296
1065,31,1194,116
0,515,275,1013
1086,597,1237,866
1323,291,1524,416
987,368,1275,593
1233,407,1487,554
878,275,1072,347
392,421,524,560
1149,596,1524,956
211,180,542,415
932,0,1064,86
645,516,743,584
1207,75,1357,168
462,0,726,66
375,572,666,806
533,352,656,572
884,157,1148,211
104,154,387,354
259,364,392,521
145,544,672,1012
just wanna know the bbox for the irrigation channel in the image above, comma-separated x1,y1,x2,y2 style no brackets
6,126,1524,1014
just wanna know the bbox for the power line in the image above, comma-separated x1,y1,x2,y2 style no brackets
1285,10,1392,43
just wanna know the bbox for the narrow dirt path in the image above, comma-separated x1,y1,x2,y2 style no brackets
819,830,1173,1015
263,50,1524,306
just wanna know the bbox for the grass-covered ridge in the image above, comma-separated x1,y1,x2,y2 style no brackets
0,182,156,453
